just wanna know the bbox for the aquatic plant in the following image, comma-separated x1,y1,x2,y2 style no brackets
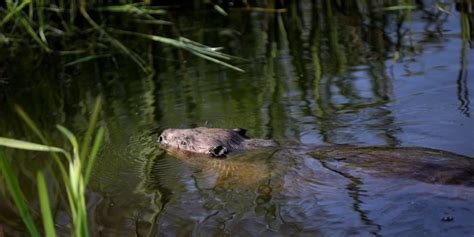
0,97,104,236
0,1,243,72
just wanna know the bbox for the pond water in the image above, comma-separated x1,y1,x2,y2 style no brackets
1,1,474,236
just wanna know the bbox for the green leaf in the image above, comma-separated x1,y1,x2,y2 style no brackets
80,96,102,161
37,172,57,237
65,55,110,67
56,125,78,151
15,105,71,192
78,8,150,73
107,28,245,72
0,137,65,153
97,4,166,15
213,4,228,16
0,0,31,27
15,106,48,143
0,151,40,237
84,127,104,184
384,5,416,11
190,50,245,72
18,14,51,52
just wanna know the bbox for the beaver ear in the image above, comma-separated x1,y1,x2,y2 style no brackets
233,128,247,137
209,145,228,157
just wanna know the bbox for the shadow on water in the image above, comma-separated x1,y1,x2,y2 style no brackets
0,0,474,236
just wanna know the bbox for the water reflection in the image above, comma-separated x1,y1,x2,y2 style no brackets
142,145,474,236
458,4,471,117
141,146,378,236
0,0,473,236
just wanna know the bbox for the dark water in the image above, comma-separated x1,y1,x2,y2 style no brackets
1,1,474,236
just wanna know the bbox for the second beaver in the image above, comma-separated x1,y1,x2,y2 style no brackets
158,127,278,157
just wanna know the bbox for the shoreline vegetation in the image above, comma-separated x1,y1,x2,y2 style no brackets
0,98,103,236
1,1,471,75
0,0,247,73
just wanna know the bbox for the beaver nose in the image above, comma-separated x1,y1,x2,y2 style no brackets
158,136,164,143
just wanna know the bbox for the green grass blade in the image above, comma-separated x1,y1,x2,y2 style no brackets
97,4,166,15
213,4,228,16
15,106,48,143
184,44,230,60
37,172,56,237
15,106,71,193
5,0,13,8
78,7,150,72
96,4,139,12
80,96,102,161
36,0,47,44
109,36,150,72
437,5,452,15
78,177,88,236
384,5,416,11
107,29,245,72
0,137,65,154
17,14,51,52
0,151,40,237
56,125,79,158
65,55,110,67
84,127,104,184
190,50,245,72
0,0,31,27
131,19,173,25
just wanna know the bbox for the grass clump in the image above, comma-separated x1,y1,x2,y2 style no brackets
0,1,243,73
0,97,104,236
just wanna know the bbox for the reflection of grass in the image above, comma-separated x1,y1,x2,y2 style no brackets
0,97,104,236
0,1,242,72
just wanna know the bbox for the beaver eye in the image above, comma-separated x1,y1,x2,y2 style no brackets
158,136,164,143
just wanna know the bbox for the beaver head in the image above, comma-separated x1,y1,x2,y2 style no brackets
158,127,277,157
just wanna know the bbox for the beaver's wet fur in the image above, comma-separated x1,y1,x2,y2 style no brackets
158,127,278,157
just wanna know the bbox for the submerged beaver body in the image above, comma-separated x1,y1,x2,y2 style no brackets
311,146,474,186
158,127,278,157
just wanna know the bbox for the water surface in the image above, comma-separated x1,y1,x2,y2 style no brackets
0,1,473,236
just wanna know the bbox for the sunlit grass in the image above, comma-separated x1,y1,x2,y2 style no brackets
0,97,104,236
384,5,417,11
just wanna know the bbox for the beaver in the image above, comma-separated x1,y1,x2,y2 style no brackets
158,127,278,157
158,127,474,187
152,127,474,236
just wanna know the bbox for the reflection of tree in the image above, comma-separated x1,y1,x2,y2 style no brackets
150,1,468,146
256,0,403,145
457,3,471,117
235,0,469,146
